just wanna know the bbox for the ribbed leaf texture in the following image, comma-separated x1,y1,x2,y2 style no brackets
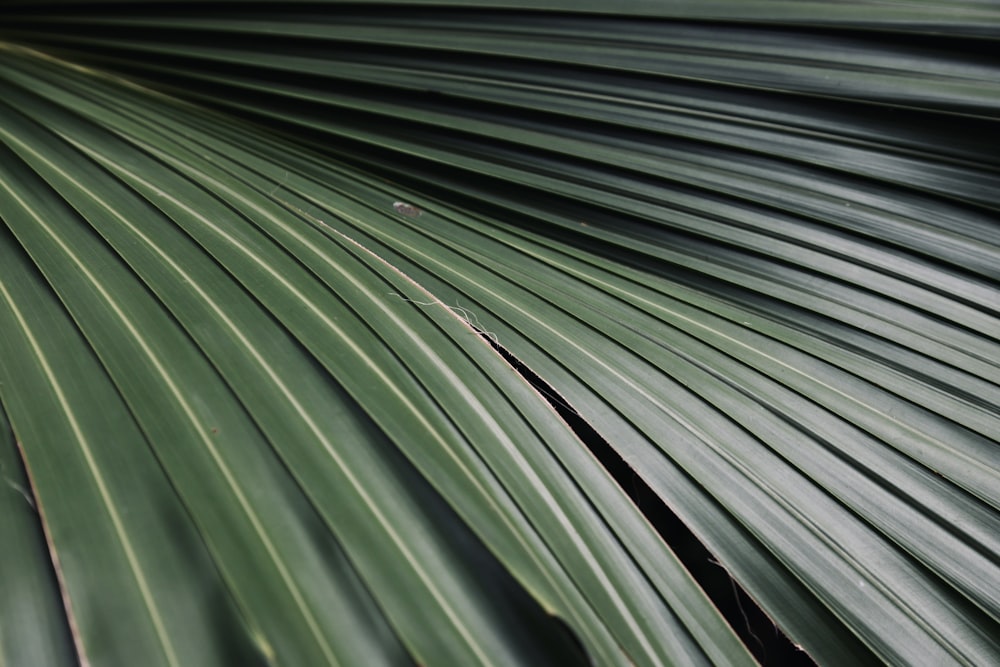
1,3,998,666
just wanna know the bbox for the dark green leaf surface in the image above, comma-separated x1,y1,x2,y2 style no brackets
0,407,76,667
0,199,258,667
0,45,749,667
1,4,999,666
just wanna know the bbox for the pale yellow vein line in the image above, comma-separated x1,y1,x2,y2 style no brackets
14,129,498,665
552,250,999,483
407,220,975,658
90,173,496,666
0,148,340,666
40,150,480,666
131,145,658,664
156,134,665,661
0,272,180,667
28,115,654,663
83,129,654,662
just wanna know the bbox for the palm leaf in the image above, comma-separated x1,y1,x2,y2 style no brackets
1,3,998,666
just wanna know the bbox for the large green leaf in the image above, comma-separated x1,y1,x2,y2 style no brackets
0,44,750,667
1,3,998,666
